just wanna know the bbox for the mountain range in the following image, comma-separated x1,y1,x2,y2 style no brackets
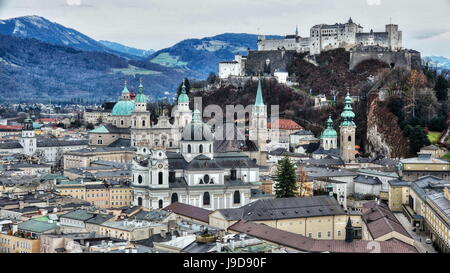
423,56,450,73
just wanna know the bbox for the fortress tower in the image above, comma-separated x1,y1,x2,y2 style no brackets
339,93,356,163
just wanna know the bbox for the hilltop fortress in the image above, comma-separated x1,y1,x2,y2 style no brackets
219,18,421,80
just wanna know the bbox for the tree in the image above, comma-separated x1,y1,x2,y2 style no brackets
274,157,298,198
435,75,449,101
407,125,431,155
296,165,312,197
86,123,94,130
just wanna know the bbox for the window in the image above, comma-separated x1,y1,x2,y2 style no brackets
137,197,143,206
171,193,178,204
348,136,351,142
169,171,176,183
142,120,146,127
187,144,191,153
158,200,163,208
199,144,203,153
230,169,237,180
138,175,143,184
233,191,241,204
203,192,210,206
158,172,163,184
203,175,210,184
318,232,321,238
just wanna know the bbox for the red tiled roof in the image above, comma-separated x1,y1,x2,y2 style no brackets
37,118,58,123
229,220,417,253
0,125,22,130
362,201,412,240
267,119,303,130
163,202,211,223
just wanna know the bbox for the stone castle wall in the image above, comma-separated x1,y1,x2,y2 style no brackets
349,47,421,70
244,50,297,76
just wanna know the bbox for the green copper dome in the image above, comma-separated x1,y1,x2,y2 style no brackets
321,115,337,139
112,100,135,116
340,93,356,127
135,81,148,103
178,83,189,103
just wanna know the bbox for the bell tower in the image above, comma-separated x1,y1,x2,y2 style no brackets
131,79,151,147
339,93,356,162
21,118,37,156
249,79,268,152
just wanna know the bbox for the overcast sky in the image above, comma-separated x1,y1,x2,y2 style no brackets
1,0,449,57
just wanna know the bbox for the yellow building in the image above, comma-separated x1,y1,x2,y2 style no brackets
400,154,450,181
57,181,86,200
388,176,450,252
99,220,165,241
0,233,40,253
208,196,363,240
109,186,133,208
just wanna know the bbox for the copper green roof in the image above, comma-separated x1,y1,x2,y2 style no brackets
255,79,265,107
178,82,189,103
112,100,135,116
89,125,109,133
340,93,356,127
121,82,130,94
321,115,337,139
18,219,57,233
135,81,148,103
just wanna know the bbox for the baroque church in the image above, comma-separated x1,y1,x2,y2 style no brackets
130,81,271,210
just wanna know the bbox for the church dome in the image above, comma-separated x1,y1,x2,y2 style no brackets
178,82,189,103
321,115,337,139
181,110,213,141
112,100,135,116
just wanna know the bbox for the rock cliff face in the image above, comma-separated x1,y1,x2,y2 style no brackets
366,91,409,158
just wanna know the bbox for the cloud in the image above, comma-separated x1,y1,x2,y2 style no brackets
366,0,381,5
414,30,450,40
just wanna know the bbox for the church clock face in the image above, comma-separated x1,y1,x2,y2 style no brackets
158,164,164,169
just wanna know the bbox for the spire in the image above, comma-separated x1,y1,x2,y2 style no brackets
122,80,129,94
192,109,202,123
135,79,147,103
178,81,189,104
327,114,333,129
340,92,355,127
348,17,353,24
345,217,354,243
295,25,299,36
255,79,265,107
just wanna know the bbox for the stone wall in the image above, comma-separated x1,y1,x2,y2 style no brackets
350,47,421,70
244,50,297,76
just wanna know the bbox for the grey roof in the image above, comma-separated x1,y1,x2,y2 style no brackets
108,138,131,147
388,179,411,187
410,176,450,200
60,209,95,221
0,141,23,149
304,166,356,178
291,129,314,136
426,192,450,222
218,196,346,221
85,214,114,225
186,156,223,171
354,175,382,185
37,139,88,148
305,156,344,167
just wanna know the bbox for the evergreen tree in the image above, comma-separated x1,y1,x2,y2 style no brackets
435,75,449,101
274,157,298,198
408,125,431,154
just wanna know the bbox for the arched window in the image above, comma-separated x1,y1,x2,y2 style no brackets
233,191,241,204
158,200,163,208
187,144,191,153
204,175,210,184
138,175,143,184
121,120,124,126
137,197,143,206
203,192,210,206
348,136,352,142
158,172,163,184
199,144,203,153
230,169,237,180
142,120,146,127
171,193,178,204
209,144,212,152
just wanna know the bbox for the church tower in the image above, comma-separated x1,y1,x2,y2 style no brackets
339,93,356,162
131,80,151,147
320,115,337,150
249,79,268,152
21,118,37,156
173,82,192,129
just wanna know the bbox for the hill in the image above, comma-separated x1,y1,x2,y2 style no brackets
0,15,137,59
147,33,283,78
99,40,155,59
0,34,189,103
